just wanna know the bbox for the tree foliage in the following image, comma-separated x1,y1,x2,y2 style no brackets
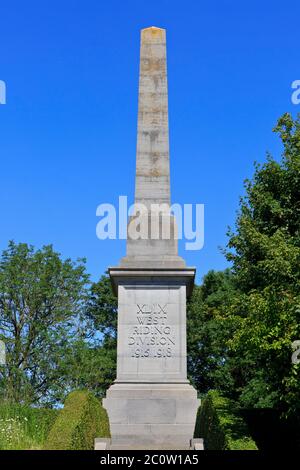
187,270,236,395
225,113,300,412
0,241,88,405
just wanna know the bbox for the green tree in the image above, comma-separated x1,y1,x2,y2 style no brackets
86,274,117,341
226,113,300,412
187,269,248,398
84,273,117,391
0,241,88,405
60,337,117,399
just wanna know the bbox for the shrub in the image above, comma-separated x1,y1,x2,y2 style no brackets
194,390,257,450
44,390,110,450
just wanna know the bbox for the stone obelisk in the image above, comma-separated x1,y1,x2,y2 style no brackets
102,27,199,450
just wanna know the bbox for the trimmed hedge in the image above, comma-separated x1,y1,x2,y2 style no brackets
44,390,110,450
194,390,257,450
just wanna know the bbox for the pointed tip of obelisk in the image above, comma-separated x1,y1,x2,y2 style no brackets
141,26,166,42
143,26,164,29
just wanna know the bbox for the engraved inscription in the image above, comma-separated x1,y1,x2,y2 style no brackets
128,303,175,358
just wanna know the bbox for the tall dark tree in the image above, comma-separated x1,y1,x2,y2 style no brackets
187,269,245,398
84,273,117,393
225,113,300,412
86,274,117,341
61,337,117,398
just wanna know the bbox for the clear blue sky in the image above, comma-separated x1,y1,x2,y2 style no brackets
0,0,299,283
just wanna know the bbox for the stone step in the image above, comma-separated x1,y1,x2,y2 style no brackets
95,438,204,451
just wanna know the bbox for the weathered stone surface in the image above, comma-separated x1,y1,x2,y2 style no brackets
193,438,204,450
114,276,188,383
94,438,109,450
99,27,200,450
120,27,185,269
103,382,199,448
103,270,199,449
121,214,186,268
135,27,170,209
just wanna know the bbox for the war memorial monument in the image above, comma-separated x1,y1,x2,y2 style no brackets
97,26,201,450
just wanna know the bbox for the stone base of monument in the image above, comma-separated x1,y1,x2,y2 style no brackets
98,268,200,450
100,383,199,450
95,438,204,450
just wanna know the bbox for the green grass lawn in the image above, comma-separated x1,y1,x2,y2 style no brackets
0,403,59,450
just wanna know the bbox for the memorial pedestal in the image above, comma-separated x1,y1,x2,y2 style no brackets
102,268,199,450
